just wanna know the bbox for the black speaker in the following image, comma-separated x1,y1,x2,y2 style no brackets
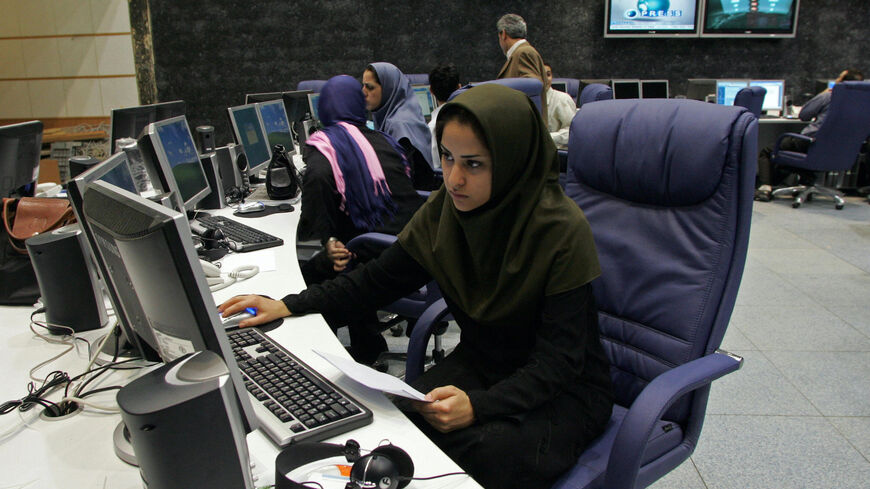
198,151,227,209
25,224,107,333
227,142,249,181
116,351,254,489
195,125,216,153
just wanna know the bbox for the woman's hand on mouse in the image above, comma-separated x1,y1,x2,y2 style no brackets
218,295,291,328
413,385,475,433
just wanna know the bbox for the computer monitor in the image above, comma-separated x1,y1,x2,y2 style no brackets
307,93,321,123
550,81,568,94
81,179,256,432
641,80,669,99
749,80,785,114
66,152,160,363
605,0,701,38
716,80,750,106
612,79,641,99
686,78,717,101
137,115,211,212
411,85,436,119
109,101,186,153
702,0,799,38
0,120,42,198
228,104,272,177
256,100,296,152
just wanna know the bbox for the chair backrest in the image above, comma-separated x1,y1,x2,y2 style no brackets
733,86,766,117
802,81,870,171
553,77,580,101
579,83,613,106
474,78,544,115
564,99,756,424
406,73,429,86
296,80,327,93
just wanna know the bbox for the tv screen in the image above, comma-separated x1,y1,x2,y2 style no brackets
605,0,701,38
702,0,799,37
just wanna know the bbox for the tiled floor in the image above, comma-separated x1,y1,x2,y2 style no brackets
360,194,870,489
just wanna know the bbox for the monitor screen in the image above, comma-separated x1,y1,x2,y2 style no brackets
256,100,296,153
749,79,785,113
411,85,435,119
612,80,641,99
716,80,750,106
307,93,321,122
0,120,43,198
686,78,718,101
81,180,256,432
228,104,272,177
66,152,160,362
605,0,700,37
702,0,799,37
641,80,669,98
550,81,568,93
109,101,186,153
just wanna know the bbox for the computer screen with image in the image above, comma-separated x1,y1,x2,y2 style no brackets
750,80,785,114
605,0,700,37
228,104,272,177
412,85,436,119
716,80,750,106
702,0,799,37
256,100,295,152
307,93,321,123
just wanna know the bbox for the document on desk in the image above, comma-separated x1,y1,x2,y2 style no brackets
313,350,431,402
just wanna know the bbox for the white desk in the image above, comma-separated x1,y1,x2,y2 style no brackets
0,200,481,488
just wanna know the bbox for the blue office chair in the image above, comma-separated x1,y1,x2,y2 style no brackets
553,77,581,102
733,85,766,118
406,99,755,489
297,80,327,93
579,83,613,107
406,73,429,86
449,78,544,115
770,81,870,209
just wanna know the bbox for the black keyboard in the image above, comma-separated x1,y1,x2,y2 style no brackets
227,328,372,447
195,214,283,252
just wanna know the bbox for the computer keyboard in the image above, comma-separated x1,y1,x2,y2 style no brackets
227,327,372,447
195,214,283,252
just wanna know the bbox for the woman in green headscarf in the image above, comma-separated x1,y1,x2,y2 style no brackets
219,84,613,488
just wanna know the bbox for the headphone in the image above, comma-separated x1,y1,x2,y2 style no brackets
275,439,414,489
194,227,231,261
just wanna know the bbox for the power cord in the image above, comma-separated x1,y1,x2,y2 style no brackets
209,264,260,292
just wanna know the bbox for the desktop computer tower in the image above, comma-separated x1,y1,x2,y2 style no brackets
116,350,254,489
25,224,108,333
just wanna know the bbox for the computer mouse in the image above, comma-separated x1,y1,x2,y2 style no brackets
221,311,255,329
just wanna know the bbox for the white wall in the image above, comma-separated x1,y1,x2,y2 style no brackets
0,0,139,119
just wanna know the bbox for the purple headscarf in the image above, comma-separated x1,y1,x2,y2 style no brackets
306,75,404,230
369,62,434,167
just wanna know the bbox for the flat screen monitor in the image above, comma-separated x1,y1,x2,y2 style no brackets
605,0,700,37
641,80,669,98
256,100,296,153
228,104,272,177
81,179,256,432
612,79,641,99
411,85,436,119
307,93,321,123
716,80,750,106
109,101,186,153
138,115,211,212
749,79,785,113
550,81,568,94
0,120,42,198
66,152,160,362
702,0,799,38
686,78,718,101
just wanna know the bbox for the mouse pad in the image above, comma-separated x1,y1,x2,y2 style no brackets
232,203,294,218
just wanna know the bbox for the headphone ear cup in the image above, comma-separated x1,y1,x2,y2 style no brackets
371,445,414,488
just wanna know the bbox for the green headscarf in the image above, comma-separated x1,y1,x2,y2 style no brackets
397,84,599,327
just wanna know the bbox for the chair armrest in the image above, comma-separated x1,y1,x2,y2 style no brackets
773,132,813,153
345,232,397,253
404,298,450,383
605,351,743,489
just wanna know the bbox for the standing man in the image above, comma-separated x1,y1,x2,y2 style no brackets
428,63,462,167
496,13,548,118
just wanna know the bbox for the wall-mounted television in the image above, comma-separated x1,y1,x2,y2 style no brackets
701,0,799,38
605,0,701,38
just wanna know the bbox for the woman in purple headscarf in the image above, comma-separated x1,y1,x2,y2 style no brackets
297,74,425,364
363,62,439,190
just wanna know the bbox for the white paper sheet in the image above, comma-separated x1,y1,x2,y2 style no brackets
313,350,431,402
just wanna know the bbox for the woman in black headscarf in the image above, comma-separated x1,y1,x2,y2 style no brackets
220,84,613,488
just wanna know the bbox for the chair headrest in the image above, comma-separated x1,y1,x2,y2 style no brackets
568,99,749,206
579,84,613,106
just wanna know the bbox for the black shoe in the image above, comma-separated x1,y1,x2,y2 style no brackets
754,188,772,202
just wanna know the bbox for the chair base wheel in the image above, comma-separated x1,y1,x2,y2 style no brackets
836,203,844,210
792,201,801,208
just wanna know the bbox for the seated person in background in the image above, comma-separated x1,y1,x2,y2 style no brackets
219,84,614,489
544,62,577,150
363,62,438,190
297,74,426,364
755,68,864,201
428,62,462,167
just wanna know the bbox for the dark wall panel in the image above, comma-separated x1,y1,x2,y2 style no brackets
139,1,868,144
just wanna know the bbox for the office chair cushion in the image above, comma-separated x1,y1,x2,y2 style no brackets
568,99,746,206
770,149,808,168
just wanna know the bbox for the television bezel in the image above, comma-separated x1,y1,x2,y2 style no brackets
700,0,800,38
604,0,702,38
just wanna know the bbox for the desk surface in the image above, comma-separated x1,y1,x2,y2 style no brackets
0,198,480,488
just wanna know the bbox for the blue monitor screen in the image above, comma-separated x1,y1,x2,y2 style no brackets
606,0,700,36
155,119,208,205
308,93,321,122
412,86,435,118
716,80,749,106
229,106,271,171
257,100,295,150
100,157,138,194
749,80,785,112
